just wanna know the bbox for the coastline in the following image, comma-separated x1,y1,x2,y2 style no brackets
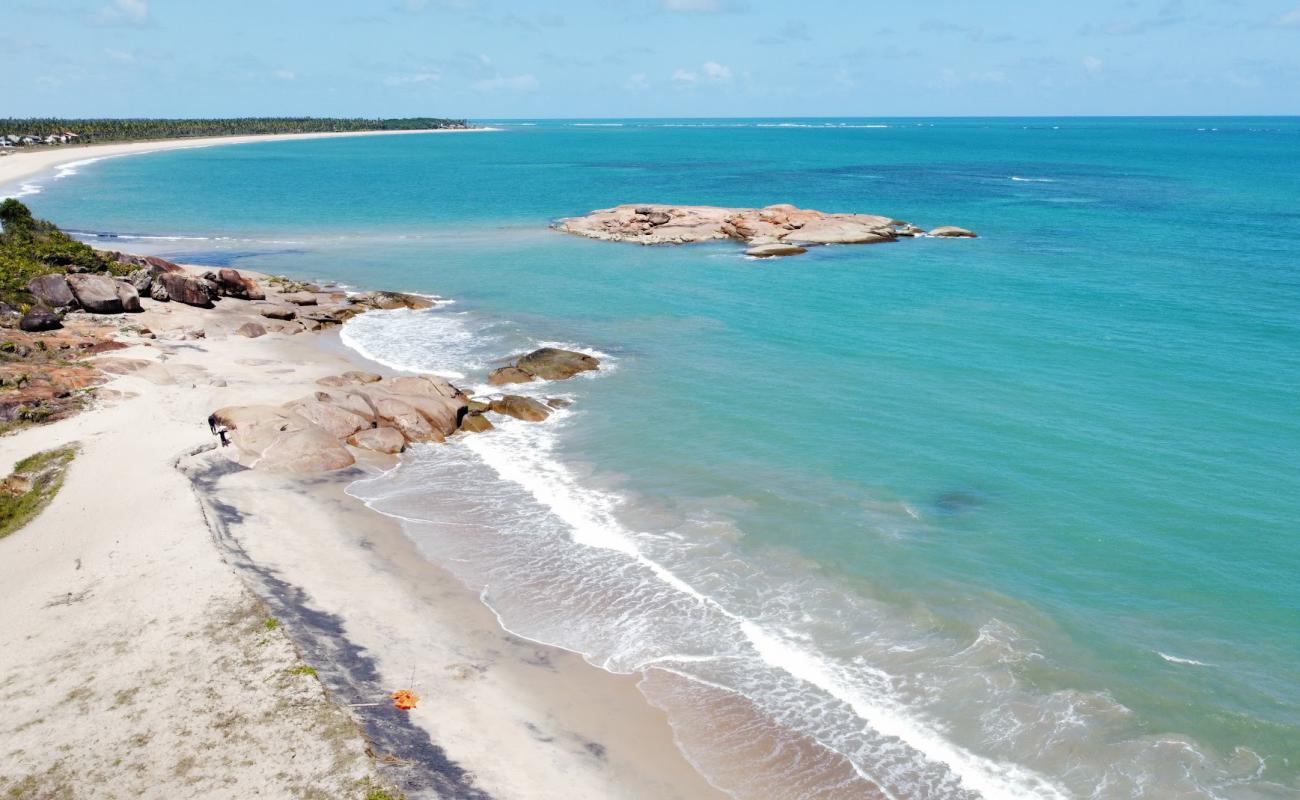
0,267,723,798
0,128,496,196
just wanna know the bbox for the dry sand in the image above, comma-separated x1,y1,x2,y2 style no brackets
0,282,724,799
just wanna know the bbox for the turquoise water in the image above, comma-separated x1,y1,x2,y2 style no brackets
9,119,1299,798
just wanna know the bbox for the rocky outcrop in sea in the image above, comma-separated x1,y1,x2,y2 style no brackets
554,203,977,257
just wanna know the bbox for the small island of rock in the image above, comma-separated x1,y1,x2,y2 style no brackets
554,204,976,257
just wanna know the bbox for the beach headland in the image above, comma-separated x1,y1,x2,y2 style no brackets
0,252,724,798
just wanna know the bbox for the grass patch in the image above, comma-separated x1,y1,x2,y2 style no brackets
288,665,317,678
0,443,77,539
359,779,406,800
263,617,280,632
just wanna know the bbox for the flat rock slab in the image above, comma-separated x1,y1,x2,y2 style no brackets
555,204,974,255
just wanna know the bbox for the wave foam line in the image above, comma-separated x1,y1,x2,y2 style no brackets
459,415,1072,800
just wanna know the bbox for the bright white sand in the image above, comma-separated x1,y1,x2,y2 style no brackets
0,128,494,195
0,287,723,799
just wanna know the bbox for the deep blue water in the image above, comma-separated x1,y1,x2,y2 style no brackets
9,118,1300,799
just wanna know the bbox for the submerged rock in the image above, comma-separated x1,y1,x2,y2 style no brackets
489,395,551,422
458,411,493,433
929,226,978,238
746,242,808,258
488,366,535,386
516,348,600,381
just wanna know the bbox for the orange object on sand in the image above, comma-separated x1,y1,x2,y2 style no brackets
391,690,419,711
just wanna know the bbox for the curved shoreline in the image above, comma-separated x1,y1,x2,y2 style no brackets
0,127,499,198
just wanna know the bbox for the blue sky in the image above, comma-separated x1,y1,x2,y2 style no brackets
4,0,1299,118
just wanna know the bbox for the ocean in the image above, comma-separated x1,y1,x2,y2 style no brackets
9,118,1299,798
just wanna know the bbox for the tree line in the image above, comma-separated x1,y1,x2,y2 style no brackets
0,117,470,142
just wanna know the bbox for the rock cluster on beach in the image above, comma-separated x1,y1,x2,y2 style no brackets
211,346,599,472
4,239,603,472
554,204,976,257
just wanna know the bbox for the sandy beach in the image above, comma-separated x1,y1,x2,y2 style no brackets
0,269,723,798
0,128,493,196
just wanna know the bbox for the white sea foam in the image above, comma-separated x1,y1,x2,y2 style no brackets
341,303,1269,800
1009,176,1057,183
1158,652,1212,667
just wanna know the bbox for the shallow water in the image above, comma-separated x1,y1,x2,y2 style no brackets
11,118,1300,798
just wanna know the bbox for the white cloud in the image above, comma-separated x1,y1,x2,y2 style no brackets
672,68,698,86
104,48,136,64
702,61,732,82
472,73,538,91
94,0,149,26
1273,5,1300,27
1083,55,1104,74
274,69,296,81
384,71,441,86
625,73,651,90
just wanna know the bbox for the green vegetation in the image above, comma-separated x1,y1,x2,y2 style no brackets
0,443,77,539
0,198,128,307
0,117,468,144
359,779,407,800
263,617,280,631
289,665,318,678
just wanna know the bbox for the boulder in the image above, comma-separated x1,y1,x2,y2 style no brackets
314,390,378,422
66,274,124,313
259,305,297,320
489,395,551,422
929,226,978,238
466,399,490,413
783,219,895,245
459,412,493,433
488,366,535,386
516,348,600,381
366,375,467,437
158,272,214,308
347,427,406,454
211,405,355,472
216,268,266,301
280,292,319,306
235,321,267,338
26,275,76,310
285,399,371,439
149,280,170,302
19,306,61,332
371,396,437,442
546,397,573,409
746,243,808,258
316,371,382,388
0,302,21,321
125,268,152,295
114,280,143,312
350,291,434,311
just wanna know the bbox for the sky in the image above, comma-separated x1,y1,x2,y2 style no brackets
3,0,1299,118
